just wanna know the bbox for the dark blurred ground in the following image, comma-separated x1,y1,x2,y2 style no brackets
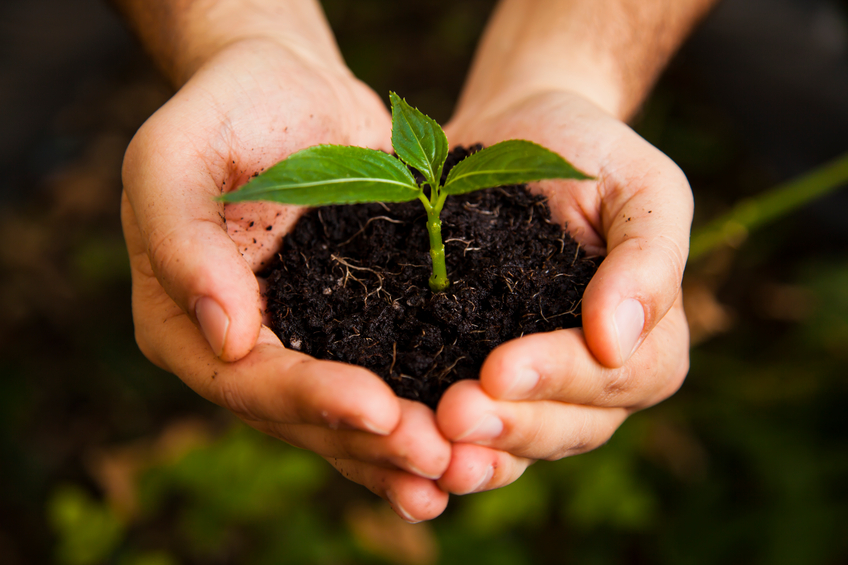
1,1,847,564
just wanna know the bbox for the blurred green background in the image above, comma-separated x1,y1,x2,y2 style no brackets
1,0,847,563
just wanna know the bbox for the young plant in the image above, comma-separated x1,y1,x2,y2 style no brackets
220,92,591,292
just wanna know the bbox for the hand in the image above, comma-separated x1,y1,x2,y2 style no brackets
435,90,692,493
121,39,450,521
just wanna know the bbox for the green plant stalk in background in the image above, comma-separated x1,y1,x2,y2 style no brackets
689,151,848,262
220,92,590,292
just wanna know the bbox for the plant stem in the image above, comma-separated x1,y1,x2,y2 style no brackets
426,211,449,292
420,188,450,292
689,151,848,262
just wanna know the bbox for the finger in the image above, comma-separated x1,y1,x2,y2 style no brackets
125,215,403,435
121,88,278,362
251,399,451,480
437,443,532,495
173,319,403,435
447,92,692,367
437,379,629,461
327,458,449,523
477,297,689,407
581,135,693,367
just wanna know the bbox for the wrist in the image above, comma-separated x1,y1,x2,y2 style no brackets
452,0,717,124
115,0,348,87
452,55,625,126
451,2,628,123
178,0,348,85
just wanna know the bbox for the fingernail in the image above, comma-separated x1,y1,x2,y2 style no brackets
614,298,645,363
340,415,392,436
387,492,420,524
466,464,495,494
454,414,503,442
196,297,229,357
406,462,442,481
504,368,540,399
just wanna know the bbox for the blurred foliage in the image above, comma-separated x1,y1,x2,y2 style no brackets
690,152,848,261
322,0,495,124
47,485,124,565
1,0,847,564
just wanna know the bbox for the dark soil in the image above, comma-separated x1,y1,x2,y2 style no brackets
264,146,600,409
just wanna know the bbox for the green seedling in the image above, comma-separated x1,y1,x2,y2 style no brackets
220,92,591,292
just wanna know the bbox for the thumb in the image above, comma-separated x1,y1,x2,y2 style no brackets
122,110,262,362
581,140,693,368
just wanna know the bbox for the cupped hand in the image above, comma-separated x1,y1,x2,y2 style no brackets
436,90,692,494
121,39,449,521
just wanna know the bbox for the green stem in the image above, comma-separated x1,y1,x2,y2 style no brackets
420,188,449,292
689,151,848,262
427,210,449,292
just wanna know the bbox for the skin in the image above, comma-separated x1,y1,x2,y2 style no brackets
115,0,718,521
118,1,451,522
438,91,692,493
433,0,717,495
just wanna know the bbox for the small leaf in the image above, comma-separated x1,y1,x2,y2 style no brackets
390,92,449,188
219,145,420,206
443,140,591,195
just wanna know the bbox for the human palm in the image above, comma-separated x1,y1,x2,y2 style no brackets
436,90,692,493
122,39,451,522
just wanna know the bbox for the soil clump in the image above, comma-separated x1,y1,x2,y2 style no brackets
263,146,600,408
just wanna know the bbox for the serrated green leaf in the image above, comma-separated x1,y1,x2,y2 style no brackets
389,92,449,188
219,145,420,206
443,140,592,195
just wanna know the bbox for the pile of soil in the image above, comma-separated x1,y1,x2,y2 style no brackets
263,146,600,408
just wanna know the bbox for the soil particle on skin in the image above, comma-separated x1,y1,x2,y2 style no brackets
263,146,600,409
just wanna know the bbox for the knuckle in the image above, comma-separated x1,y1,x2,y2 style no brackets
384,430,414,461
557,411,621,460
508,415,547,457
597,364,639,406
219,379,259,420
554,424,593,459
549,436,591,461
543,413,597,461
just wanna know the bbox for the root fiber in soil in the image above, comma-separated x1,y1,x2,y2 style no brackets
263,146,600,408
